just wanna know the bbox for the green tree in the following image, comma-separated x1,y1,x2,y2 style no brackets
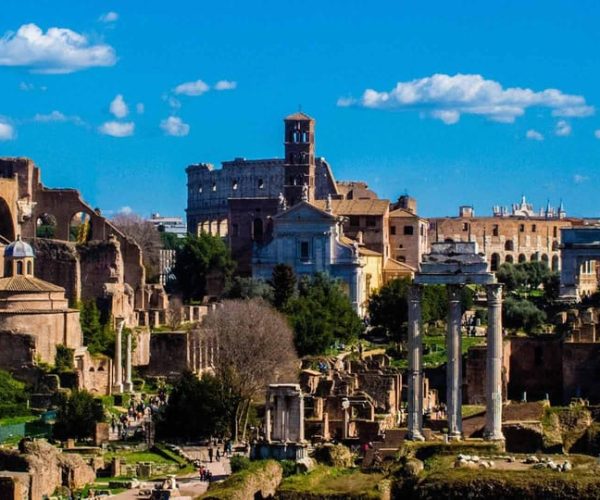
160,231,182,251
53,390,104,440
172,233,235,301
367,278,410,342
0,370,28,418
271,264,297,311
54,345,74,373
286,274,364,356
543,272,561,302
503,297,546,333
223,277,273,301
156,371,230,440
422,285,448,323
79,300,114,355
520,261,551,290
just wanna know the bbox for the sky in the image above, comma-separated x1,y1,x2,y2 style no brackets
1,0,600,219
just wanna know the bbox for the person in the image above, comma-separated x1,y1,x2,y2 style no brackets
226,440,232,457
208,446,214,463
216,448,221,462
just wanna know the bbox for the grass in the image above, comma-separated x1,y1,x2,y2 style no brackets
462,405,486,419
0,415,37,426
279,465,386,498
391,335,485,369
104,449,179,464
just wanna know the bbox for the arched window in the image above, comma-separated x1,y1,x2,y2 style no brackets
541,254,549,267
505,255,514,264
491,253,500,271
26,261,32,275
16,261,23,275
531,253,539,262
552,240,559,251
519,254,527,263
232,179,238,191
258,179,264,189
505,240,514,251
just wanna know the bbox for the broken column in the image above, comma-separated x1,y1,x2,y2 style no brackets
446,285,463,439
485,283,504,441
407,284,425,441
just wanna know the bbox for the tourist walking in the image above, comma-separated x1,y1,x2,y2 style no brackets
208,446,214,463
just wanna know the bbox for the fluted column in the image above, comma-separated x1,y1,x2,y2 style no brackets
123,330,133,392
446,285,463,440
485,284,504,441
112,319,124,394
407,284,425,441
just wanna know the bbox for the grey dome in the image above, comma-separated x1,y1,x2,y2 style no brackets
5,237,34,258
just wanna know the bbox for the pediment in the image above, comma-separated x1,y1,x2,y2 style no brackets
274,201,336,222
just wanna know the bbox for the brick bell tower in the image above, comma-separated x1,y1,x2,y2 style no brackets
283,112,316,206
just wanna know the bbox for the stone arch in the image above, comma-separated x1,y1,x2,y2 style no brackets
505,240,514,251
491,253,500,271
0,197,15,242
69,211,92,243
36,213,58,238
531,253,539,262
518,254,527,263
541,254,549,267
505,254,514,264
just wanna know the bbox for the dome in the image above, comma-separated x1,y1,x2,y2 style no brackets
5,236,34,258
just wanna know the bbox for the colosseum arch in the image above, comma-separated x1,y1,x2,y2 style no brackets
505,254,514,264
490,253,500,271
518,254,527,263
0,197,15,242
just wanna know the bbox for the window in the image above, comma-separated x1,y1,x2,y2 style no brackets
16,261,23,275
300,241,310,262
232,224,239,237
505,240,514,251
491,253,500,271
532,224,537,232
553,226,558,238
420,225,424,236
492,224,499,237
462,222,469,232
258,179,264,189
212,182,216,192
198,184,203,193
391,226,396,235
26,261,32,275
403,225,414,235
232,180,238,190
519,224,525,232
349,216,360,227
366,217,377,227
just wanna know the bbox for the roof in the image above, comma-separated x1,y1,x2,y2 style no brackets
339,236,382,257
312,199,390,216
389,207,420,219
5,237,34,258
285,111,314,121
0,275,65,293
384,258,416,272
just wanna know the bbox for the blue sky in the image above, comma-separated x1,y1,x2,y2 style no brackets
1,0,600,218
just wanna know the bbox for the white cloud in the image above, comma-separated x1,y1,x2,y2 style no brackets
160,116,190,136
555,120,571,137
98,121,134,137
526,129,544,141
118,206,132,214
0,23,116,74
174,79,209,96
214,80,237,90
573,174,588,184
0,121,14,140
99,12,119,23
339,73,595,125
594,130,600,139
109,94,128,118
136,103,144,114
19,82,34,91
33,110,84,126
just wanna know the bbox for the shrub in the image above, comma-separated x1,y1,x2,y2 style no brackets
230,455,251,473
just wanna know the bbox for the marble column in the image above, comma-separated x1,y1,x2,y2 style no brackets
407,284,425,441
123,330,133,393
485,283,504,441
112,319,124,393
265,394,272,442
446,285,463,440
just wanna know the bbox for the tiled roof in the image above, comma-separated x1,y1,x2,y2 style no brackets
339,236,382,256
384,258,416,272
285,111,314,121
313,199,390,216
0,275,65,293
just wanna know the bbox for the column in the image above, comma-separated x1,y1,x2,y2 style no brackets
407,284,425,440
446,285,463,440
485,284,504,441
112,319,124,393
123,330,133,392
265,393,272,442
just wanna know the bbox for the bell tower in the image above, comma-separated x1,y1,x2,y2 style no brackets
283,112,316,206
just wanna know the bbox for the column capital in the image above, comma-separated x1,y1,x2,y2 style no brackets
486,283,503,303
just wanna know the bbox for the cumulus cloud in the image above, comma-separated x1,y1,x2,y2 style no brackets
0,23,116,74
109,94,128,118
160,116,190,136
526,129,544,141
338,73,595,125
99,12,119,23
98,121,134,137
33,110,84,126
214,80,237,90
0,121,14,140
118,206,133,214
573,174,588,184
555,120,571,137
174,79,209,96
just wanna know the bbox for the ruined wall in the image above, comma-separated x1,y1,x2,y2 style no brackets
0,331,35,371
132,329,151,366
76,352,111,396
142,332,189,379
357,373,400,413
508,337,563,403
0,311,81,365
562,343,600,403
30,240,80,303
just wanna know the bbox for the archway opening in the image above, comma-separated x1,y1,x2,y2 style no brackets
36,213,57,239
0,197,15,242
69,212,92,243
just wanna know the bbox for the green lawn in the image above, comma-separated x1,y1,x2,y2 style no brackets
0,415,37,426
391,335,485,369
